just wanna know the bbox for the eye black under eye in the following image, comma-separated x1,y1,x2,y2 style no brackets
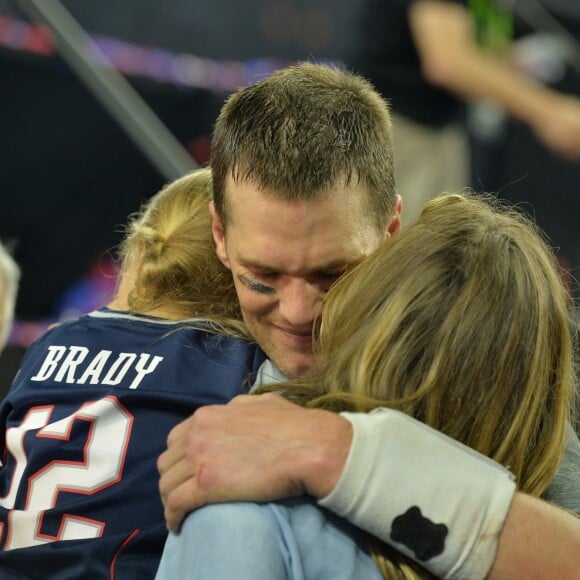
239,274,275,295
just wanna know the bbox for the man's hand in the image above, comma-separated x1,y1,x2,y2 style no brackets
157,393,352,531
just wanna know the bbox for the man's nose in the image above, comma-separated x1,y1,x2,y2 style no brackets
277,278,323,327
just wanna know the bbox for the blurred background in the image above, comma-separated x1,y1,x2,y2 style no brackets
0,0,579,385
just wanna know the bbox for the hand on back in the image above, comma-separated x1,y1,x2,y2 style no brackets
157,393,352,531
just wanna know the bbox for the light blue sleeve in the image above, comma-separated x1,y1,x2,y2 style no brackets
155,502,291,580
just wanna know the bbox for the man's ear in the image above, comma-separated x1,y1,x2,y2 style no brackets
386,194,403,237
209,201,231,269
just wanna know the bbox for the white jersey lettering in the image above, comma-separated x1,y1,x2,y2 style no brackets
128,354,164,389
30,346,66,381
77,351,113,385
102,353,137,386
54,346,89,383
29,347,164,390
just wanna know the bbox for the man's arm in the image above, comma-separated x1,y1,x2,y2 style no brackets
157,394,350,525
489,492,579,579
409,0,580,159
158,394,580,580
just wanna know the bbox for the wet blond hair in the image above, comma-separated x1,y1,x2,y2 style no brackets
211,62,396,233
261,193,576,578
117,168,243,330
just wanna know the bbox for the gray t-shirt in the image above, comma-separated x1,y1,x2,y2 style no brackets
543,423,580,513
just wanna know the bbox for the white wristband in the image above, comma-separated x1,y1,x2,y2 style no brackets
318,408,516,579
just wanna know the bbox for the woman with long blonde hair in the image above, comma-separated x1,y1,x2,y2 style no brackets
281,192,576,578
301,193,573,497
158,192,576,580
0,168,262,579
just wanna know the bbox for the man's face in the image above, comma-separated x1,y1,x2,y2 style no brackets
211,176,395,378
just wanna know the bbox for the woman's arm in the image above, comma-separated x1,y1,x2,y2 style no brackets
155,502,289,580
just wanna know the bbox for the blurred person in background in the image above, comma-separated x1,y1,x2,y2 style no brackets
342,0,580,225
0,240,19,353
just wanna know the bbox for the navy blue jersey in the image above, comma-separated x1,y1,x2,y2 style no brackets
0,308,265,579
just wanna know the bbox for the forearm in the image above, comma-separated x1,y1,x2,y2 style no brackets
304,409,580,579
489,492,580,579
430,44,560,126
315,409,515,579
158,395,580,579
285,406,353,499
411,1,564,125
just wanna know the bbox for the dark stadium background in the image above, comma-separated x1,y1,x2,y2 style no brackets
0,0,578,391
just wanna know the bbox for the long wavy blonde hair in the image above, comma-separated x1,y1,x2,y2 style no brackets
261,193,576,578
117,168,245,334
